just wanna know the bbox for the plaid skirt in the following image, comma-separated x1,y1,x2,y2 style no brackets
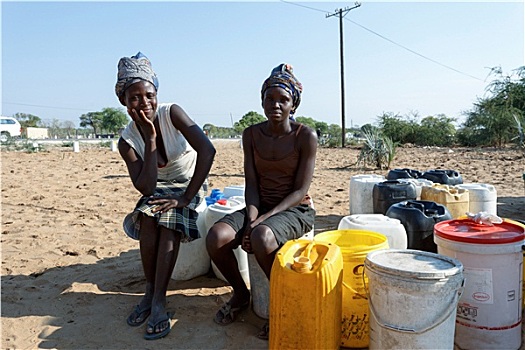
123,179,207,242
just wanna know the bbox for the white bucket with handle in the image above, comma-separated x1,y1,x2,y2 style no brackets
365,249,464,350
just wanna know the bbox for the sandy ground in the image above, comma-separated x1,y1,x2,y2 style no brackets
2,139,525,349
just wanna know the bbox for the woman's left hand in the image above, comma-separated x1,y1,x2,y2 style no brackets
148,195,190,214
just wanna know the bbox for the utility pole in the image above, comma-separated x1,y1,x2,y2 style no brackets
326,2,361,147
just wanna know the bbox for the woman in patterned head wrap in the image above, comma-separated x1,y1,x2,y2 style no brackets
116,52,216,340
206,63,317,340
260,63,303,119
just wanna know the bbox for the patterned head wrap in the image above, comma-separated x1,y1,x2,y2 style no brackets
261,63,303,116
115,52,159,98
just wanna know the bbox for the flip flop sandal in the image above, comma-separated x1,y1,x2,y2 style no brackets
213,300,250,326
144,312,172,341
257,321,269,340
126,305,151,327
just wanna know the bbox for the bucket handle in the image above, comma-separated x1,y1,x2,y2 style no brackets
366,271,464,334
342,281,368,300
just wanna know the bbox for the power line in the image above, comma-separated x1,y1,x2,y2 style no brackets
344,17,484,81
3,102,92,112
280,0,484,82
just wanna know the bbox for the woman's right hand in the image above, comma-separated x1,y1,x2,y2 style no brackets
129,109,156,139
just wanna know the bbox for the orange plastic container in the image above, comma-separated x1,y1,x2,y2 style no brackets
269,239,343,350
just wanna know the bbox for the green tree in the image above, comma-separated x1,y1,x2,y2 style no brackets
13,113,41,128
233,111,265,134
315,121,329,136
325,124,342,147
415,114,456,147
458,66,525,147
376,112,417,144
80,111,103,135
101,107,128,134
295,116,317,130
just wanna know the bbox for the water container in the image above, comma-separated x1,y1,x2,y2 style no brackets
420,169,463,185
434,219,524,350
349,174,385,214
397,178,434,200
366,249,464,350
269,239,343,350
338,214,408,249
456,183,497,216
421,184,469,219
204,197,250,285
315,229,389,348
386,168,423,180
171,199,210,280
249,200,316,320
386,200,452,253
372,180,417,215
223,185,245,198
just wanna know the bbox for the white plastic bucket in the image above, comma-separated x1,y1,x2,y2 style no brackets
206,197,250,285
456,183,497,216
365,249,464,350
171,199,210,280
349,175,385,215
434,219,524,350
338,214,408,249
223,185,245,198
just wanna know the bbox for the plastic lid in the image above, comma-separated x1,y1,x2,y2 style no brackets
365,249,463,280
216,199,227,206
434,219,524,244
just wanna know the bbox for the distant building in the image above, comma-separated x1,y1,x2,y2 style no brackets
26,127,49,139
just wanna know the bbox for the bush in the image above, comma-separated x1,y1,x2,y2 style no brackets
357,128,396,169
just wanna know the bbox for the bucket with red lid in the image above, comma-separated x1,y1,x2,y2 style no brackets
434,218,524,350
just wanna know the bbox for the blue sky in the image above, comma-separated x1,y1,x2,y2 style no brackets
2,1,524,129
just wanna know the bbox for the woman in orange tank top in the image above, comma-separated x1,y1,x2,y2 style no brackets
206,63,318,339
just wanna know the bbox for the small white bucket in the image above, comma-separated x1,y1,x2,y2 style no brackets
349,175,385,215
171,200,210,280
205,198,250,285
223,185,245,198
434,219,524,350
365,249,464,350
338,214,407,249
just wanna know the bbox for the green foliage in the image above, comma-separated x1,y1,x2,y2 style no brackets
80,111,103,135
458,66,525,147
376,112,418,144
233,111,265,134
202,123,238,138
323,124,342,147
357,128,397,169
295,116,317,130
415,114,456,146
13,113,42,128
101,107,128,134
